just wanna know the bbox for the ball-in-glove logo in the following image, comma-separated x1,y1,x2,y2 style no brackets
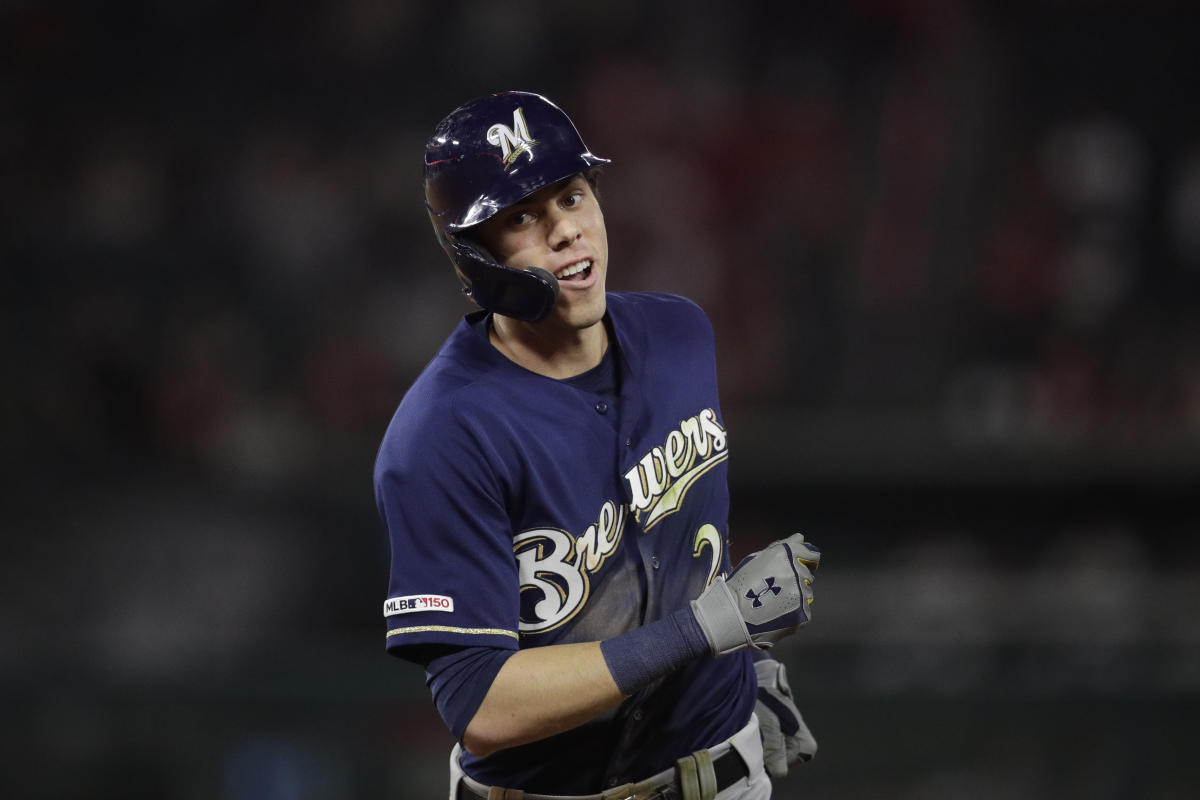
487,107,537,170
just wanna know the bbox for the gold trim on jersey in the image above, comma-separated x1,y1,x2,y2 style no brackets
386,624,519,640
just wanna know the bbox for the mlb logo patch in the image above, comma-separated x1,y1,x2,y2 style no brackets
383,594,455,617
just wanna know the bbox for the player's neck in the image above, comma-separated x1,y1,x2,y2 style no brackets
489,314,608,380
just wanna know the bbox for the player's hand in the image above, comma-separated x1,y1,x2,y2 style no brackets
754,657,817,777
689,532,819,655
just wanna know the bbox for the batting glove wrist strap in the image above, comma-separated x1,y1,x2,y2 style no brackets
691,532,820,655
690,576,755,655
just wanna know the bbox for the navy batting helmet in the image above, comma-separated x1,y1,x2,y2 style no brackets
423,91,610,322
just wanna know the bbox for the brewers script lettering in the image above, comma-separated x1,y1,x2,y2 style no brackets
624,408,728,530
513,410,727,634
514,500,626,633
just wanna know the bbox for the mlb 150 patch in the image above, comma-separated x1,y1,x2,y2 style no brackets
383,594,455,616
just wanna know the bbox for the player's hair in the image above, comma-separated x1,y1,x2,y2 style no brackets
583,167,604,199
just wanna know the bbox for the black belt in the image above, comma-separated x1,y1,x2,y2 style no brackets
713,746,750,787
707,747,751,794
456,747,749,800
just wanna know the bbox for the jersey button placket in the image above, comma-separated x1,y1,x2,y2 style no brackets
595,401,608,414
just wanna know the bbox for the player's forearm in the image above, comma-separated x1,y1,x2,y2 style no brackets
459,536,821,758
462,608,712,756
462,641,623,757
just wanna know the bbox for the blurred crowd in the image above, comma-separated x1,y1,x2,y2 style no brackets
5,1,1200,496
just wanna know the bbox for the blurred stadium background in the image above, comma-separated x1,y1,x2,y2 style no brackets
3,1,1199,797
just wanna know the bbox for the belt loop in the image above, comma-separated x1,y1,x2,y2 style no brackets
693,750,717,800
676,750,719,800
676,755,700,800
486,789,524,800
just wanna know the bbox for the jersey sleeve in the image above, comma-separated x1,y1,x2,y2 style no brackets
375,402,521,658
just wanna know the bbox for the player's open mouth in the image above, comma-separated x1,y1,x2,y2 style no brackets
555,259,592,282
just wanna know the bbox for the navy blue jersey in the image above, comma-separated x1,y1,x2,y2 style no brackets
374,291,754,792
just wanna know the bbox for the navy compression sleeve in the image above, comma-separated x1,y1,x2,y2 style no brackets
425,646,516,741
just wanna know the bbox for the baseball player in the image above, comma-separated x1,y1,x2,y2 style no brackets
375,90,822,799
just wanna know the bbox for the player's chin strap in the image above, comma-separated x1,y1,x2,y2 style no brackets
450,238,560,323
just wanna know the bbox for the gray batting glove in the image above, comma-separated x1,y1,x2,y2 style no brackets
755,657,817,777
690,532,820,655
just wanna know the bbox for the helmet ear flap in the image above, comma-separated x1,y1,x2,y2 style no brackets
449,238,560,323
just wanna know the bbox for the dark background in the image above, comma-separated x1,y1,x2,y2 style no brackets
3,1,1199,798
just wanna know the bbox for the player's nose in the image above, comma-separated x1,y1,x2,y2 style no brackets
547,209,581,251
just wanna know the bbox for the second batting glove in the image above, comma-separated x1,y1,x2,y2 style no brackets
755,657,817,777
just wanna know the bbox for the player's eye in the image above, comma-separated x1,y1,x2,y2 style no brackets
507,210,535,227
561,191,584,209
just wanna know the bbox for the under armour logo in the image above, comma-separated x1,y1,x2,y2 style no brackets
487,107,536,170
746,577,782,608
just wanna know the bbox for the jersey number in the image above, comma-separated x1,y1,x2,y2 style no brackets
692,523,723,587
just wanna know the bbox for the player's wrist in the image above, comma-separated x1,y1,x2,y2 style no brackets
600,607,711,696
